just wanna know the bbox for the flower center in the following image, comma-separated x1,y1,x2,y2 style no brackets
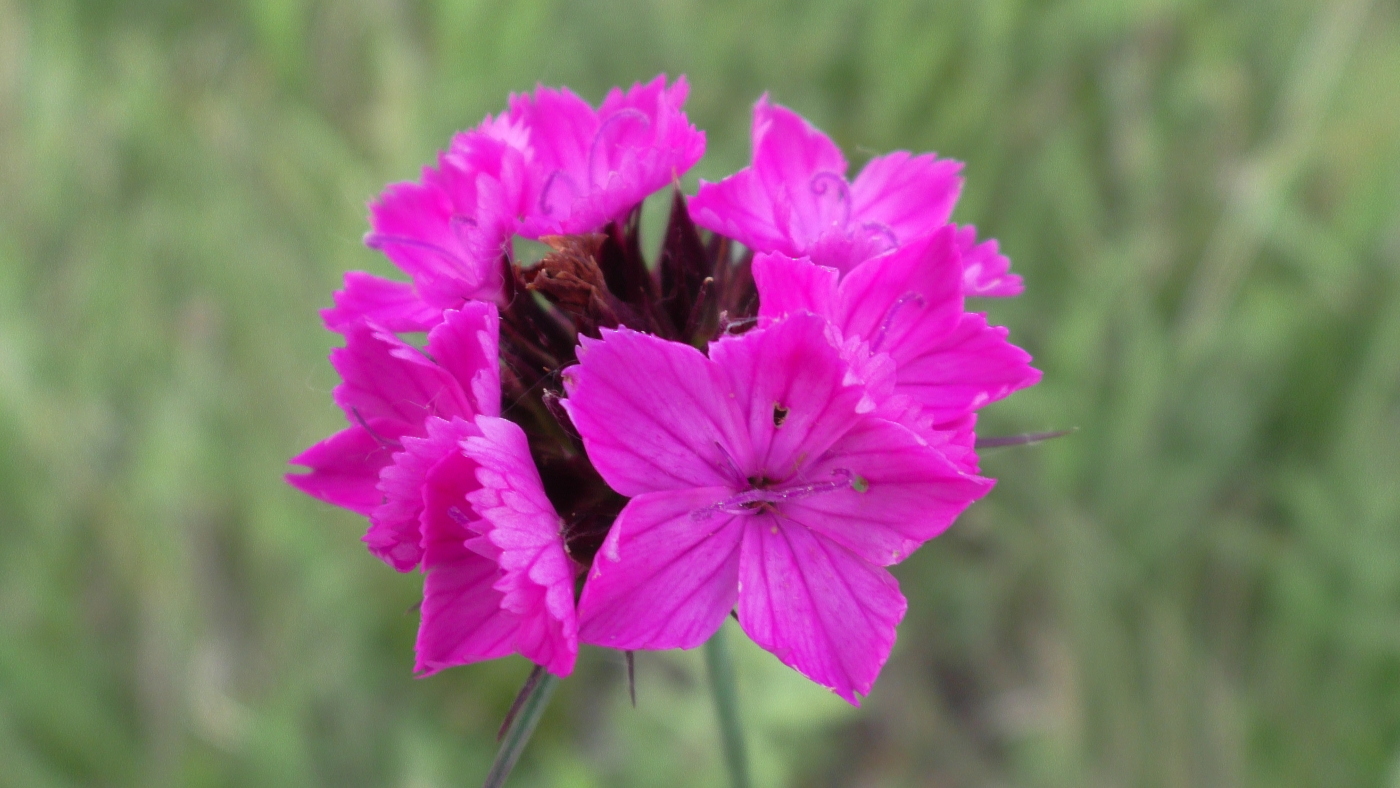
691,468,866,520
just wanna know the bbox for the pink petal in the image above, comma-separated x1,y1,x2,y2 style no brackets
707,313,869,479
414,482,517,675
834,228,964,359
750,97,850,250
782,416,993,566
956,225,1023,298
321,272,441,334
365,126,514,309
285,426,396,516
691,96,852,259
935,413,981,475
690,168,798,257
577,487,744,650
849,151,964,243
509,85,598,198
561,329,746,496
365,177,463,284
366,177,498,307
893,312,1042,424
330,322,475,433
752,253,839,321
425,303,501,418
463,416,578,676
737,520,906,705
366,417,478,572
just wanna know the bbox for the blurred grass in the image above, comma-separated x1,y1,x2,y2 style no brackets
1,0,1398,786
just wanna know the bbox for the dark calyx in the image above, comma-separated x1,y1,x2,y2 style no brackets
498,190,756,567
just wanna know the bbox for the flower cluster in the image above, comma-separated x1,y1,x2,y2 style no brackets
288,76,1040,704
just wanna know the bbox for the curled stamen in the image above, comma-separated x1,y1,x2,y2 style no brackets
808,171,852,228
539,169,582,217
588,109,651,188
869,292,925,353
691,469,861,520
449,213,478,245
859,220,899,253
364,233,466,269
352,407,404,450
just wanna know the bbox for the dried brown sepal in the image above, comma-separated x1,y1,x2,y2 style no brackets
521,234,624,337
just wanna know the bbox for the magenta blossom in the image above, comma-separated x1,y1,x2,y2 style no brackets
410,415,578,676
287,303,577,676
689,96,1021,296
329,76,706,333
754,227,1041,427
562,314,993,704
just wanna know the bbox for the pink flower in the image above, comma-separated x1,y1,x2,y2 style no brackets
753,227,1041,427
689,96,1022,296
354,76,706,328
412,415,579,677
292,78,1044,693
562,314,992,703
287,303,577,676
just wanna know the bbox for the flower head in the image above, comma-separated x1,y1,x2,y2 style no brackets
290,78,1042,698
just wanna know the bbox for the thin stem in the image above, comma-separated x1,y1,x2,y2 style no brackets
704,626,752,788
483,672,559,788
496,665,545,741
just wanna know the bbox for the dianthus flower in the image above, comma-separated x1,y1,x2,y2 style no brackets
323,75,705,333
287,304,578,675
690,96,1022,297
289,79,1040,705
562,314,992,702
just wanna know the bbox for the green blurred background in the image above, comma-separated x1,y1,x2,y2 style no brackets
2,0,1399,785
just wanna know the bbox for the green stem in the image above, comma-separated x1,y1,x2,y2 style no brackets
483,672,559,788
704,625,752,788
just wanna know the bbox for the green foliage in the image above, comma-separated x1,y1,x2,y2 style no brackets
1,0,1398,785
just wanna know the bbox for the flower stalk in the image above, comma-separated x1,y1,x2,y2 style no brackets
483,672,560,788
705,625,752,788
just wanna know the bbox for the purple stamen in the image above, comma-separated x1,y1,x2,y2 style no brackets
869,292,924,353
364,233,466,269
859,220,899,253
539,169,582,216
808,171,852,228
352,407,403,450
449,213,477,246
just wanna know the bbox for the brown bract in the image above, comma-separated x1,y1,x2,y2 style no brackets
521,235,623,336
